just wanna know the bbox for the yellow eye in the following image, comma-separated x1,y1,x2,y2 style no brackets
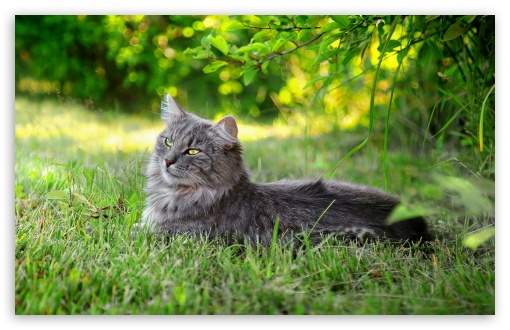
164,138,172,147
186,149,200,155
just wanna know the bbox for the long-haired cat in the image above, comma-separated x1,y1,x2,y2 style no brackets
140,94,430,246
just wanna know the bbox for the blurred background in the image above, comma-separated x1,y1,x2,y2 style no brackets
14,14,495,185
15,15,495,150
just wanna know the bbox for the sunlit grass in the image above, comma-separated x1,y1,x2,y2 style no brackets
15,98,161,156
15,96,357,156
15,97,299,155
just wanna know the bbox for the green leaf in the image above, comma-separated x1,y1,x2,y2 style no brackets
46,190,69,200
425,15,440,23
377,39,401,53
236,43,269,54
261,60,269,74
303,75,330,89
252,30,273,42
465,15,477,23
341,49,358,66
443,20,469,41
331,15,350,27
201,35,211,49
388,204,430,224
183,46,202,55
319,22,341,34
294,15,308,25
209,35,229,55
463,227,495,250
224,21,247,31
319,35,339,52
272,37,289,52
298,29,314,42
436,175,494,215
202,61,228,73
227,54,245,62
396,47,410,62
193,51,210,60
242,68,258,86
313,49,343,67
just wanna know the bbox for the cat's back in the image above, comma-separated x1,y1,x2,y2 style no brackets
251,177,399,227
260,178,398,205
250,178,427,242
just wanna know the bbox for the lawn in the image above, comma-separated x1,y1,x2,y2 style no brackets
14,97,495,315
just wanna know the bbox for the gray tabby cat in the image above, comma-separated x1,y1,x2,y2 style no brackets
140,94,430,246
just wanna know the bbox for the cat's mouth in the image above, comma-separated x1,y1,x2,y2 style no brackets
160,163,201,187
162,167,181,184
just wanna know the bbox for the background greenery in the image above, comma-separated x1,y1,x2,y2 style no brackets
14,15,495,314
15,14,495,177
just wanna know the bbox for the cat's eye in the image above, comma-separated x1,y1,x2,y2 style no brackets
164,138,173,147
186,149,201,155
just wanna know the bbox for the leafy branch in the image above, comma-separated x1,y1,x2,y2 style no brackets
239,20,322,32
255,32,325,67
206,54,245,65
200,32,325,68
185,15,380,85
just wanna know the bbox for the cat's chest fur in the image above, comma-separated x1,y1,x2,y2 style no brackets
141,184,226,233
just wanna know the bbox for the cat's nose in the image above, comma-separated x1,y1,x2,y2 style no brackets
165,159,172,168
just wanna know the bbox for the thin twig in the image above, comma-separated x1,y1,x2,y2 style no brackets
207,55,245,65
256,32,326,67
240,21,322,31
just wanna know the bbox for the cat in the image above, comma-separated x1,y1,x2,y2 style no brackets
139,94,430,246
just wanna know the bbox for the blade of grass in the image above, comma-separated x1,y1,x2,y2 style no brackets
326,137,368,179
422,97,444,149
265,216,280,280
311,199,336,234
478,84,495,152
430,102,470,139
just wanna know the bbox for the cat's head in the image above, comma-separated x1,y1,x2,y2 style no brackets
147,94,246,189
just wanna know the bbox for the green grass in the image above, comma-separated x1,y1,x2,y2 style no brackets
14,97,495,314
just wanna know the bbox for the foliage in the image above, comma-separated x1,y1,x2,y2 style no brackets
186,15,495,172
14,15,251,108
15,15,284,115
15,16,495,169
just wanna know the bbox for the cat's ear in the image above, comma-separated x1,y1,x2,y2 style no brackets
213,115,238,141
160,94,185,120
